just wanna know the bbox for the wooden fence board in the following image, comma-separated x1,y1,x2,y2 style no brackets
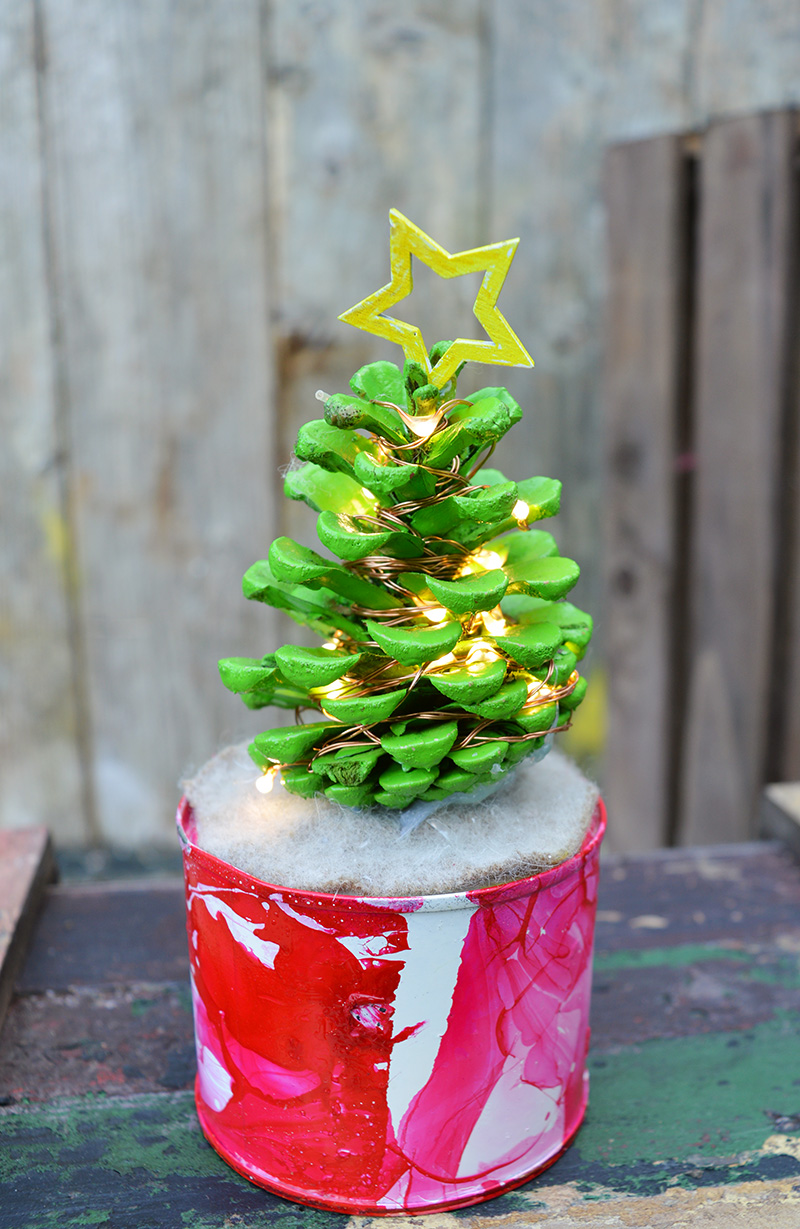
782,553,800,781
678,110,797,844
37,0,277,845
0,6,86,841
602,135,688,850
0,827,55,1032
779,285,800,782
17,880,186,992
267,1,486,560
487,3,611,632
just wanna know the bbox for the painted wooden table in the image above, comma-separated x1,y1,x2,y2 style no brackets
2,841,800,1228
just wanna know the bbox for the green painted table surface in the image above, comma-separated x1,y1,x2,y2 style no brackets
2,842,800,1228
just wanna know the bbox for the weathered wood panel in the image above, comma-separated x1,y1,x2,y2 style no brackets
0,827,55,1032
267,1,487,558
4,2,800,854
488,1,606,630
678,111,797,844
779,576,800,777
486,3,693,636
17,880,186,993
778,292,800,782
0,5,86,841
602,135,689,851
37,0,277,845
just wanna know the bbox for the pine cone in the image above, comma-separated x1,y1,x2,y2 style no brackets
219,350,591,811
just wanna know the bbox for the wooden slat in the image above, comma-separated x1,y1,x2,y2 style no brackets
678,111,798,845
782,535,800,779
780,289,800,781
0,827,56,1032
487,3,696,635
16,880,186,992
37,0,278,845
595,841,800,951
267,2,486,560
602,135,688,850
0,984,194,1102
0,6,86,841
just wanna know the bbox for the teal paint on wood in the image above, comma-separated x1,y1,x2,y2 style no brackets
2,1078,800,1224
0,1093,218,1183
579,1014,800,1164
1,1021,797,1179
594,944,755,972
0,1093,349,1227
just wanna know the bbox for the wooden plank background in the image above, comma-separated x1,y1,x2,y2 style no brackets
604,110,800,849
678,112,797,845
602,135,689,851
4,2,800,850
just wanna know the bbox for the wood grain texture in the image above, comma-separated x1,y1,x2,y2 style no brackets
266,1,486,565
0,983,194,1103
0,827,55,1032
595,841,800,951
602,135,688,851
779,295,800,781
0,5,86,841
486,3,694,641
678,111,797,845
6,3,800,852
36,0,278,846
17,880,186,993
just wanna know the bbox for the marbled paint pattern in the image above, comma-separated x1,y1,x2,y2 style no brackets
178,798,605,1214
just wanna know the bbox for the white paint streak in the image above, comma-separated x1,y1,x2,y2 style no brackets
386,904,476,1135
196,1039,234,1112
191,974,234,1112
273,896,404,966
271,894,333,933
335,933,405,964
457,1070,563,1178
192,888,279,968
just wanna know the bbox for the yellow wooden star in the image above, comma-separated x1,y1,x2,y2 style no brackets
338,209,533,389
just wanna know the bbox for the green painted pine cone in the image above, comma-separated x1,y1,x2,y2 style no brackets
222,353,592,811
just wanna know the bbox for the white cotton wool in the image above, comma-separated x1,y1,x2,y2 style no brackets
182,742,599,897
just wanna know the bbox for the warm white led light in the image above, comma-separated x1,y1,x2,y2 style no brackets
520,672,565,710
464,637,503,667
428,651,458,671
315,676,349,701
459,548,505,577
255,766,279,794
410,414,441,439
512,499,530,524
481,608,509,636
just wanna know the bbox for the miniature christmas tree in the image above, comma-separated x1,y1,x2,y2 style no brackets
219,212,591,812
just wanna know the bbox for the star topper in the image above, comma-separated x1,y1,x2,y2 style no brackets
338,210,534,389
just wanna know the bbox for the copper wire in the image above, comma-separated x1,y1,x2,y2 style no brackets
278,398,577,778
466,443,496,480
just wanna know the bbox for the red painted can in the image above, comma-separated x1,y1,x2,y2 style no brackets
178,797,605,1215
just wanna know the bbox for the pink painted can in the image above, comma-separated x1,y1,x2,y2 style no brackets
177,796,606,1215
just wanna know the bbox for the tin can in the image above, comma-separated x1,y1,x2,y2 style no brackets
178,796,605,1214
